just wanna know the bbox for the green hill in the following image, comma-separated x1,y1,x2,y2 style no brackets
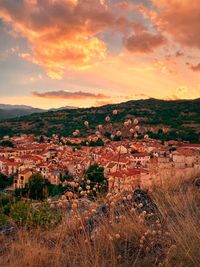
0,98,200,143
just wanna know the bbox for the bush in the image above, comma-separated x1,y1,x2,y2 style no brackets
29,204,62,229
10,201,31,225
10,200,62,229
0,211,8,227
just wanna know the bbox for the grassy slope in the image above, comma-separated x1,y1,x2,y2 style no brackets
0,171,200,267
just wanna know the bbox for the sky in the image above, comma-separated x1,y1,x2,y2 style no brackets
0,0,200,109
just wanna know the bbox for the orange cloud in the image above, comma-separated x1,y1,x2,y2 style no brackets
0,0,114,79
152,0,200,49
32,90,110,99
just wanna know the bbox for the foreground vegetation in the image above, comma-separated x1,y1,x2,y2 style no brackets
0,172,199,267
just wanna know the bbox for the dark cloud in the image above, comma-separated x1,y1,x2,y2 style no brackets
124,31,166,53
32,90,110,99
187,62,200,72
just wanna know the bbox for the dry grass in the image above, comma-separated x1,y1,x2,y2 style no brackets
0,174,200,267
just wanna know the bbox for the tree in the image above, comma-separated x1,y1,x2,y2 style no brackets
27,173,47,200
0,140,14,148
39,135,45,143
83,164,108,199
59,170,73,183
0,173,13,190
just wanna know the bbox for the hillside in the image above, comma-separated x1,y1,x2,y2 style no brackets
0,98,200,142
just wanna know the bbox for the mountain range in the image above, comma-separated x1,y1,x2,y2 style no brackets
0,98,200,143
0,104,76,120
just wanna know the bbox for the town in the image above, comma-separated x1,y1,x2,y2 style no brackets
1,125,200,195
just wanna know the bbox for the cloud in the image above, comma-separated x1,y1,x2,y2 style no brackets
124,31,166,53
0,0,115,79
32,90,110,99
187,62,200,72
151,0,200,49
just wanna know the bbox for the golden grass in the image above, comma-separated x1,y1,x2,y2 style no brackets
0,174,200,267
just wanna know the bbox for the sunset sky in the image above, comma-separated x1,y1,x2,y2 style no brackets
0,0,200,109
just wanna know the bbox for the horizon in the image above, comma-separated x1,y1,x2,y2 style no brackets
0,0,200,109
1,96,200,110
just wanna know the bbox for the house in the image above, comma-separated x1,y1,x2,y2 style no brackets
130,153,150,167
108,168,141,192
172,149,199,168
0,158,20,175
14,169,32,189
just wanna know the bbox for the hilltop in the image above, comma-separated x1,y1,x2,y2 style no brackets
0,98,200,142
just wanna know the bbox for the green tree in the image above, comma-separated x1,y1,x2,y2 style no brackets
0,173,14,190
27,173,47,200
0,140,14,148
83,164,108,199
59,170,73,183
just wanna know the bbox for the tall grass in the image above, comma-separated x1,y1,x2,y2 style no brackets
0,174,199,267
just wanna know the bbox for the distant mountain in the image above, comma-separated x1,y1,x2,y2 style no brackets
0,104,42,110
0,105,44,120
49,106,77,111
0,98,200,143
0,104,77,120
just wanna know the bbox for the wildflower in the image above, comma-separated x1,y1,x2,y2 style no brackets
98,124,103,130
71,203,78,210
116,130,122,136
108,234,113,241
134,133,138,138
57,202,63,208
127,194,132,201
106,193,112,198
86,180,91,184
84,121,89,127
110,134,115,140
144,134,149,140
91,137,97,142
142,210,147,216
137,203,143,208
130,208,135,213
110,201,115,207
50,203,55,209
86,185,90,190
146,246,150,253
62,199,68,205
129,128,134,133
71,181,76,187
134,118,139,125
124,121,129,127
135,125,140,131
105,116,111,122
152,230,157,236
67,191,74,198
113,109,118,115
73,131,78,137
61,195,66,200
115,233,121,239
117,255,122,260
95,131,100,136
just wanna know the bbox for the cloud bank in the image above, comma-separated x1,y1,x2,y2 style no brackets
32,90,110,99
